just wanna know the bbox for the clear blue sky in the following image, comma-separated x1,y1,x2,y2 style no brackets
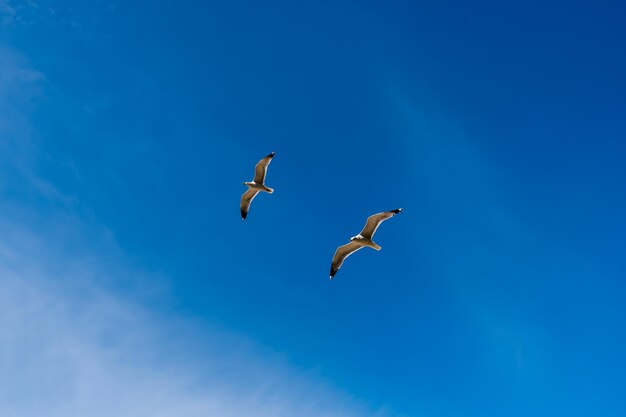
1,1,625,416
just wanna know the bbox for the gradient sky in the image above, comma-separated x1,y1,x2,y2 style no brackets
1,1,625,416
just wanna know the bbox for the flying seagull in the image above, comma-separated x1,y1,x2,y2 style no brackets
240,152,276,220
330,208,403,279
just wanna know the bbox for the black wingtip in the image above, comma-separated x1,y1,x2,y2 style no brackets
330,268,337,279
241,210,247,220
391,208,403,214
267,152,276,158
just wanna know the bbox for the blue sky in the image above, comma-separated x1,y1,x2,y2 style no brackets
1,1,625,416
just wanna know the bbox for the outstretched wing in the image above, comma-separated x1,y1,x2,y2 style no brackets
330,241,364,279
240,188,260,220
253,152,275,184
359,208,403,239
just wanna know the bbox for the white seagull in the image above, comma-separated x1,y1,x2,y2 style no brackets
330,208,403,279
240,152,276,220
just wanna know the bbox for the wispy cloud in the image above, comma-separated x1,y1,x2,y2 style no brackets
0,230,388,417
0,45,43,128
0,1,16,26
385,86,546,374
0,43,395,417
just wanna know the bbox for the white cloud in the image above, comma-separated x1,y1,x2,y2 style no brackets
0,240,387,417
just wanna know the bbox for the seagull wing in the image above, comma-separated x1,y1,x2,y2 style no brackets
240,188,260,220
253,152,275,184
330,241,364,279
359,208,403,239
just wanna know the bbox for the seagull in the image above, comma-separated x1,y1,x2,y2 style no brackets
240,152,276,220
330,208,403,279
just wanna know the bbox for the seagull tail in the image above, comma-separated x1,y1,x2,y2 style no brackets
370,241,382,251
264,187,274,194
